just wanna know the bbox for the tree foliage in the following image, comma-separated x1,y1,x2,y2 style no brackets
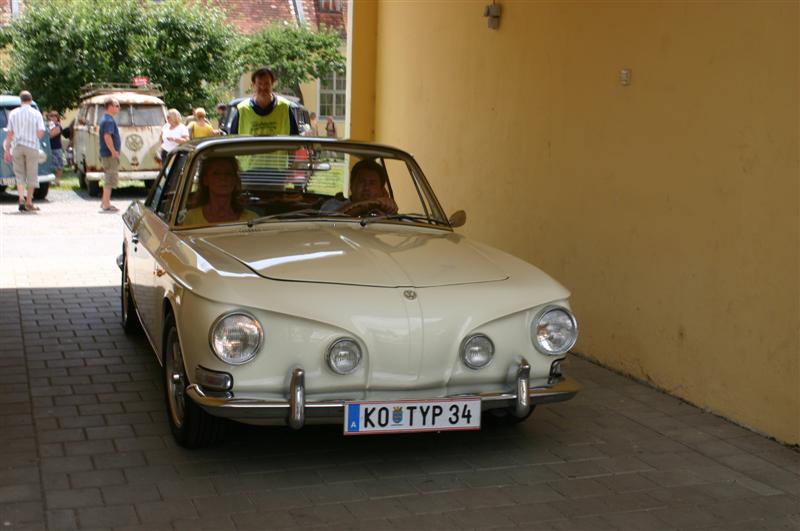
1,0,235,112
236,25,346,99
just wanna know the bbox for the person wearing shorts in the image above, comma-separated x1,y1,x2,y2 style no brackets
3,91,45,212
98,97,121,212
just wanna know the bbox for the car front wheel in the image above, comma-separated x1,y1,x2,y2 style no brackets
120,253,141,334
484,405,536,426
163,315,226,448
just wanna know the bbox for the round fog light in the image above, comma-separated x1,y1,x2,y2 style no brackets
461,334,494,370
326,338,362,375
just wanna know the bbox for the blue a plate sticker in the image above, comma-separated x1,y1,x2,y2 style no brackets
346,403,361,433
343,398,481,435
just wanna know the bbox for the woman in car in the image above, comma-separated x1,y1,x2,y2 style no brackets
182,156,258,225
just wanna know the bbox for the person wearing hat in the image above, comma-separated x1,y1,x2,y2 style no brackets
229,67,299,137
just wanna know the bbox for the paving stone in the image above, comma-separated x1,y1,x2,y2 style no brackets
69,469,126,489
45,488,103,509
135,499,198,525
76,504,139,528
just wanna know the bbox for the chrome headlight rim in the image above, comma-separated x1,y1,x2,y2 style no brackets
460,333,495,370
208,310,264,366
325,337,363,375
531,305,578,356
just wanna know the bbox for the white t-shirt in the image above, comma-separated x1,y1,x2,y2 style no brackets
160,123,189,153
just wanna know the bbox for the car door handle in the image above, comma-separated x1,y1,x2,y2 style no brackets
131,233,139,244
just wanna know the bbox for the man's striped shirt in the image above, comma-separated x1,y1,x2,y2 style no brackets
8,104,45,150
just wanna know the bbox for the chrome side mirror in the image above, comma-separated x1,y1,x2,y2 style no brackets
448,210,466,228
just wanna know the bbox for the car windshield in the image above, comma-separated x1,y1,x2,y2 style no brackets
116,104,165,126
173,141,449,229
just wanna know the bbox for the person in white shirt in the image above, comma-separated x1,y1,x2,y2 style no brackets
159,108,189,165
2,90,45,212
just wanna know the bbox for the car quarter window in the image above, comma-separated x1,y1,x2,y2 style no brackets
147,152,187,221
0,109,8,128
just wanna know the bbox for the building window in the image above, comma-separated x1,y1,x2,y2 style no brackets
318,0,342,13
319,70,345,120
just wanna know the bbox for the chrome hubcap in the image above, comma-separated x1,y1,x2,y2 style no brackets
167,339,186,428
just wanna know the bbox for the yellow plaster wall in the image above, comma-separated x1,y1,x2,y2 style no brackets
351,0,800,444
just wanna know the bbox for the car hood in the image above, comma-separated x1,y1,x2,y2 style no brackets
196,223,509,288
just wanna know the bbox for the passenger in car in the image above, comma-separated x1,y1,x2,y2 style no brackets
182,157,258,225
321,159,398,216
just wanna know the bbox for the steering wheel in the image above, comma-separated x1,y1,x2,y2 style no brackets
342,200,386,217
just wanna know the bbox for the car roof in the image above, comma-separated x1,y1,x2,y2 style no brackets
0,94,42,109
0,95,21,106
176,135,414,160
81,92,165,105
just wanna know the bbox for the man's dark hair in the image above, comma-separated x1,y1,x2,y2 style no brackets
351,159,388,187
19,91,32,103
251,67,275,83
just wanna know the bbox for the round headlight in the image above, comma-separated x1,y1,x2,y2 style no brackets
326,338,362,375
210,313,263,365
461,334,494,370
532,307,578,356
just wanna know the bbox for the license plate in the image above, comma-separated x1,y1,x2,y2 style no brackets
343,398,481,435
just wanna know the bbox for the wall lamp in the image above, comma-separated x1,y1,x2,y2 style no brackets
483,2,501,30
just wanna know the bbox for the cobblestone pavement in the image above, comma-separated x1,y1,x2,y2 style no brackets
0,188,798,530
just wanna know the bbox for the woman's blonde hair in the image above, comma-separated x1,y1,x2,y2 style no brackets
194,107,206,119
167,108,182,122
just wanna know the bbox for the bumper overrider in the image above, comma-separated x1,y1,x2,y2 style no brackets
185,358,580,429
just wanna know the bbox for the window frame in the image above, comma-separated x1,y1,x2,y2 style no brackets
318,69,346,121
318,0,342,13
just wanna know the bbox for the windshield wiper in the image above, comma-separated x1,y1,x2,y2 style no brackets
247,209,350,227
359,213,448,227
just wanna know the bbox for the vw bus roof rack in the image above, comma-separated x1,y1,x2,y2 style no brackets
80,83,164,99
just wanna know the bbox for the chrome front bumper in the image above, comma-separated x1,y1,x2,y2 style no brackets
185,358,580,429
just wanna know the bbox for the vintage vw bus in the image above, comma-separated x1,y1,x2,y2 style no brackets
71,84,166,196
0,95,56,200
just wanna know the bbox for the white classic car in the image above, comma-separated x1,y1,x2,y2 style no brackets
119,137,580,448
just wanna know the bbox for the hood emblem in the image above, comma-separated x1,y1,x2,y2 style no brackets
403,290,417,300
125,134,144,152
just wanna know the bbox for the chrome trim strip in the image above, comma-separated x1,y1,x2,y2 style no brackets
289,367,305,429
515,357,531,417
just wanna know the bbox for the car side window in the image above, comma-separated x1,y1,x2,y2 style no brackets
148,152,187,221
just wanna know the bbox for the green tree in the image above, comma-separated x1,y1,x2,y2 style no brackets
1,0,235,112
236,25,346,102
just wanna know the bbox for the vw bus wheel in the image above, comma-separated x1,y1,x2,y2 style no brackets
87,179,100,197
33,182,49,200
